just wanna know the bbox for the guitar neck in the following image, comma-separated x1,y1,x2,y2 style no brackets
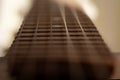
7,0,113,63
7,0,114,79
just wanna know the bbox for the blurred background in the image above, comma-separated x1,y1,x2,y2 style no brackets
0,0,120,79
92,0,120,54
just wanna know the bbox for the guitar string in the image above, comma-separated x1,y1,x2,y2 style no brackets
71,8,101,59
59,4,80,62
70,7,103,78
58,4,86,79
26,3,40,59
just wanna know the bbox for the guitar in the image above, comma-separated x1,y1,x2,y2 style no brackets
7,0,114,80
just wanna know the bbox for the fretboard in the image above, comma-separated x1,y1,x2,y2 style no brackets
10,0,112,61
7,0,114,80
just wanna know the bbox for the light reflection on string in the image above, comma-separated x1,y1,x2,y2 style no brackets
71,7,104,79
59,4,86,79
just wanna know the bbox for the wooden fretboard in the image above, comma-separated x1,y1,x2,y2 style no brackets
7,0,114,80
